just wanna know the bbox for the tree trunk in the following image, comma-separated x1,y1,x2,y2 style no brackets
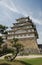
10,52,18,61
10,48,19,61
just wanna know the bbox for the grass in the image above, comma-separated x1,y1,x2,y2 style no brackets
20,58,42,65
0,58,42,65
0,59,25,65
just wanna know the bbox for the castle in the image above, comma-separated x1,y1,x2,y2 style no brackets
5,16,39,54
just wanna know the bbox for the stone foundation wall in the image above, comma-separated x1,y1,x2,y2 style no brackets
18,38,38,49
7,38,40,54
18,38,40,53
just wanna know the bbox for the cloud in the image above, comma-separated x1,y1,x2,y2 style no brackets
0,0,27,17
0,0,42,25
30,16,42,25
39,11,42,18
1,1,18,12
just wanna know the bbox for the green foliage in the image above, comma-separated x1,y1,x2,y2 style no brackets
14,43,24,52
0,24,8,40
0,37,4,46
0,24,8,34
11,38,18,44
5,48,14,53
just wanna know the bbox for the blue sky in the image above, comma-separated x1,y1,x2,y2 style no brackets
0,0,42,44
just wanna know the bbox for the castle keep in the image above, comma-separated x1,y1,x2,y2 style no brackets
7,16,39,54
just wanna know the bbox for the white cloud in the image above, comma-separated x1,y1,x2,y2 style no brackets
1,1,18,13
0,0,42,25
30,16,42,25
39,11,42,17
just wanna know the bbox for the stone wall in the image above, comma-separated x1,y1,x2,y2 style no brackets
18,38,40,54
18,38,38,49
7,38,40,54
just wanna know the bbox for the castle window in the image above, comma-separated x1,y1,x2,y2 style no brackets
32,29,34,32
18,35,20,37
24,34,26,36
27,26,29,28
30,26,32,28
20,34,22,36
29,29,34,32
16,35,18,37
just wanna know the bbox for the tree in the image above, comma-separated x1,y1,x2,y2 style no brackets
0,24,8,40
0,24,8,34
11,41,24,61
10,38,24,61
0,25,24,61
5,38,24,61
0,36,4,56
0,24,8,47
0,24,8,56
0,36,4,48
